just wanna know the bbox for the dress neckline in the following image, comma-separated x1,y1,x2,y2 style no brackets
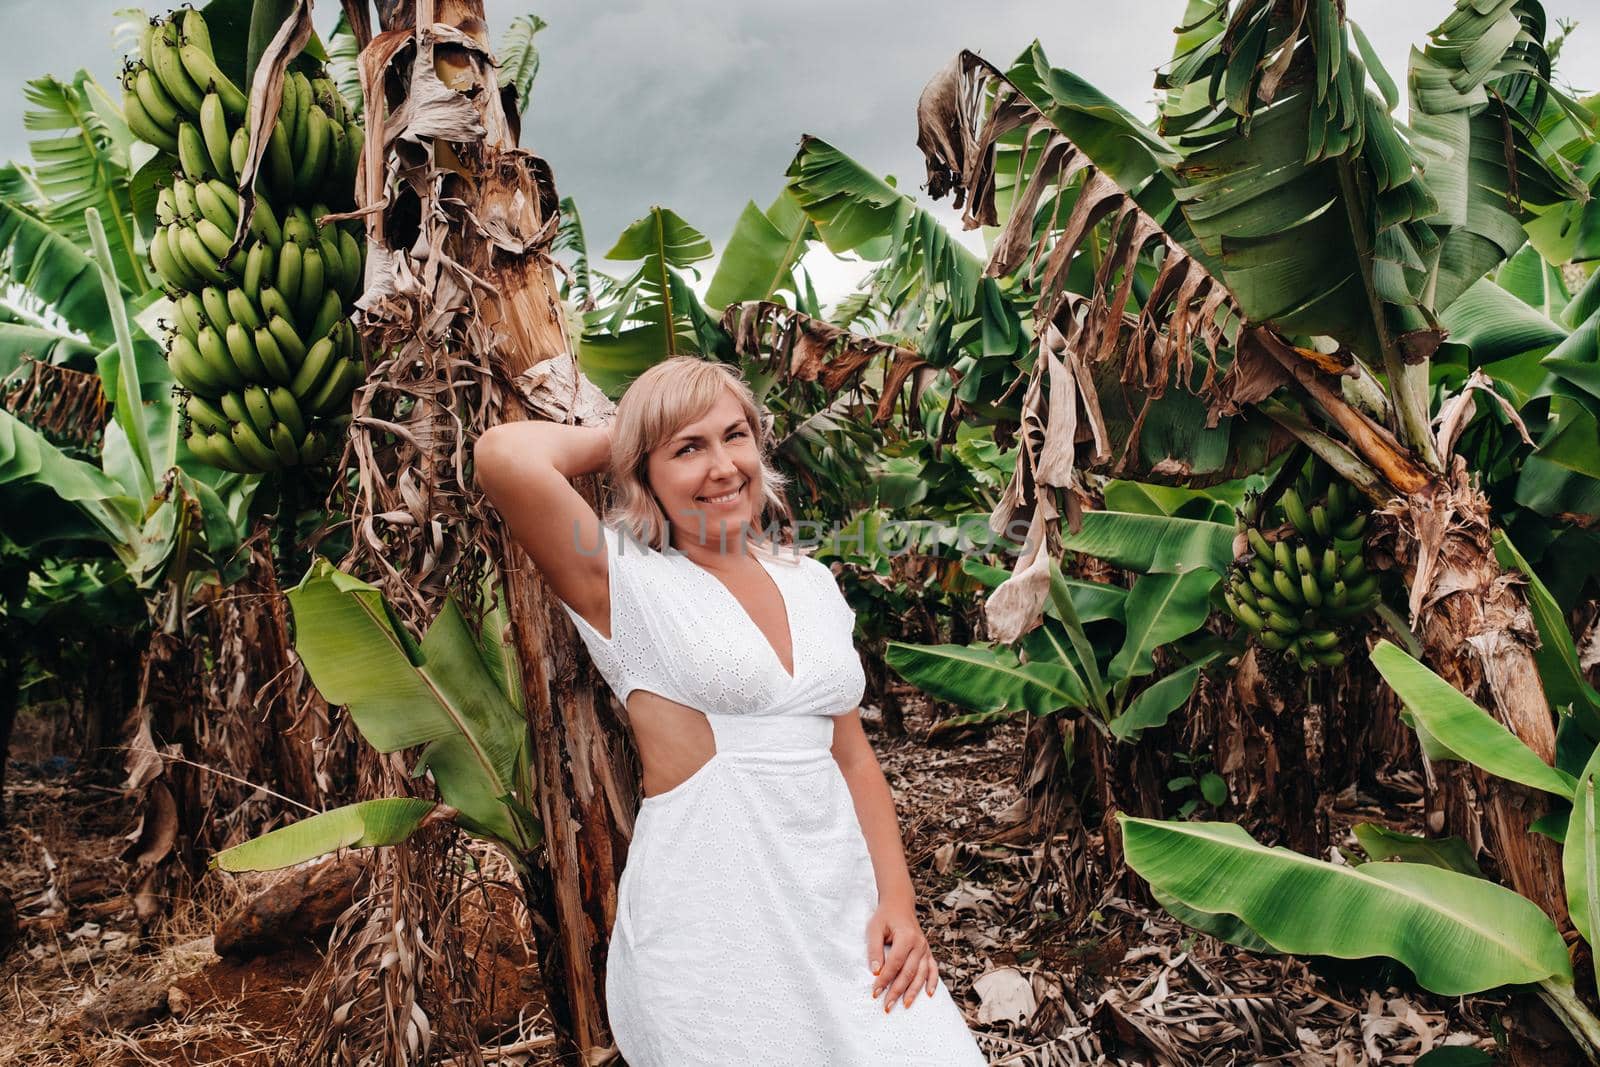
670,545,799,682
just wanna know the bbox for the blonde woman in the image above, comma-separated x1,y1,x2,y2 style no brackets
475,356,987,1065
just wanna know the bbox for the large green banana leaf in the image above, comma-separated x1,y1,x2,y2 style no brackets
1107,569,1217,684
1371,640,1576,797
1058,510,1234,576
706,191,815,311
1121,815,1572,995
0,405,138,549
212,797,439,873
496,14,546,116
1408,0,1587,312
0,168,114,344
1563,741,1600,943
579,207,722,393
287,561,531,844
884,640,1087,721
22,72,145,292
1110,651,1221,741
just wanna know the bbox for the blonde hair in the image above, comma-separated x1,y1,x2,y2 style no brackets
605,356,792,554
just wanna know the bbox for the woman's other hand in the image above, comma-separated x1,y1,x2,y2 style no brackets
865,897,939,1012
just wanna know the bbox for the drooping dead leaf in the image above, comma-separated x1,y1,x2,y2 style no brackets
973,966,1038,1025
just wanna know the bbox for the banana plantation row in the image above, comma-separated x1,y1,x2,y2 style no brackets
2,0,1599,1061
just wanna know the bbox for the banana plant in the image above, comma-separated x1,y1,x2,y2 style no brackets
212,559,539,873
1123,616,1600,1054
887,509,1229,742
894,0,1594,920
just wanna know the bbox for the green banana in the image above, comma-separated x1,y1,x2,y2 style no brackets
230,126,249,177
242,243,273,300
192,217,235,264
200,285,233,328
1258,630,1290,652
1305,629,1341,652
224,287,261,331
149,227,193,289
1248,560,1276,599
1271,568,1303,607
1294,543,1314,576
250,196,284,248
161,224,204,284
259,287,296,327
1246,527,1272,561
1264,611,1301,635
1339,553,1367,583
242,386,276,438
308,358,362,416
168,334,227,396
295,105,331,196
199,92,235,182
1281,488,1311,537
276,242,303,309
282,214,315,248
176,121,213,180
337,228,364,298
267,314,309,365
170,179,199,220
308,288,344,342
133,64,180,133
230,419,279,471
150,20,205,117
1334,513,1368,540
297,246,325,324
205,430,252,473
288,73,313,158
197,325,245,386
184,430,235,472
185,394,229,434
193,180,236,232
176,8,213,57
155,187,177,227
1227,593,1265,632
298,429,328,466
290,334,337,396
1310,650,1346,668
269,423,301,466
253,327,294,385
175,224,229,284
123,82,180,153
172,291,204,341
177,38,247,118
1300,571,1323,607
265,120,295,197
268,387,306,440
226,323,269,381
1310,504,1330,540
1273,540,1297,580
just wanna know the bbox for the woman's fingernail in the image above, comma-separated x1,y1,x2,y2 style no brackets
871,961,881,974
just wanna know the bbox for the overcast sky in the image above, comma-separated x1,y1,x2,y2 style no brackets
2,1,1595,303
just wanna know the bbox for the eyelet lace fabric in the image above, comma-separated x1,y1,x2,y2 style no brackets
558,523,989,1065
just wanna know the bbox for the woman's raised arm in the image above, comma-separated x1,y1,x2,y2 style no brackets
474,421,616,634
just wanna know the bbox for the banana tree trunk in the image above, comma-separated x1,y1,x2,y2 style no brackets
1383,472,1567,924
364,2,634,1055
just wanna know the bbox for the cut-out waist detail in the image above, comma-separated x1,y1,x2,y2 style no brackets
704,712,835,754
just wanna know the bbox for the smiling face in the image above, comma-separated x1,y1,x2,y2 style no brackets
645,386,763,550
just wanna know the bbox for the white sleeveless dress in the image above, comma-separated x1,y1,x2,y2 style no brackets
558,521,989,1066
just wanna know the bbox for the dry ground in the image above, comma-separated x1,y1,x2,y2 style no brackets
0,697,1537,1065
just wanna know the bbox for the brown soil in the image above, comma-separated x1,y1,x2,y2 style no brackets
0,696,1525,1065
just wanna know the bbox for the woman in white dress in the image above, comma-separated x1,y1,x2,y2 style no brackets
475,356,988,1065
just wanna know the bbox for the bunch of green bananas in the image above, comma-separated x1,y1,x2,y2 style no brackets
122,8,367,475
1223,472,1379,670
